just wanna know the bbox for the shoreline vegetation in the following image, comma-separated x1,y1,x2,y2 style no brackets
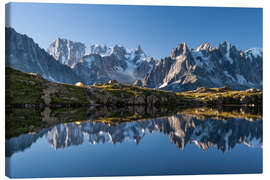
6,67,262,139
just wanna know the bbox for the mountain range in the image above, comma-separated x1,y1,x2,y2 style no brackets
48,38,156,84
5,27,263,92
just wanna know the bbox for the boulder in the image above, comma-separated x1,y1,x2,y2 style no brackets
111,83,120,89
215,95,223,104
245,88,260,93
218,85,231,92
127,97,135,105
147,95,159,105
134,96,146,105
194,87,208,93
160,96,168,104
28,72,43,80
240,94,261,105
109,80,118,84
93,82,102,86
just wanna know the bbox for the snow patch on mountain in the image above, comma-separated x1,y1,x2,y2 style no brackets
191,50,214,72
225,42,233,64
159,82,168,88
87,44,112,57
245,48,262,60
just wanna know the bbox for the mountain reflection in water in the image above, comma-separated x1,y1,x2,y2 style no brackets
6,107,262,157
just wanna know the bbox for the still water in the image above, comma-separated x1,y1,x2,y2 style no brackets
5,107,262,178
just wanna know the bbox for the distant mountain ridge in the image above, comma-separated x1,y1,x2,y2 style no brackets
48,38,156,84
5,27,81,84
6,27,262,92
142,41,262,91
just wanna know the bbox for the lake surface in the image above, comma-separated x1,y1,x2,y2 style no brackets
5,107,262,178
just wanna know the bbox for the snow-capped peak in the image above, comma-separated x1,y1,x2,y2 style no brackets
245,48,262,58
86,44,131,58
171,42,189,58
219,40,231,52
223,40,230,46
216,40,233,64
196,42,212,51
135,45,144,54
86,44,111,57
84,43,153,65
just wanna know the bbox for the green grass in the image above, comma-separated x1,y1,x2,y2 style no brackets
96,84,175,101
105,87,135,98
6,67,44,104
176,90,262,105
51,84,90,105
176,107,262,121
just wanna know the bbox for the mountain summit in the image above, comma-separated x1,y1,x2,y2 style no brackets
47,38,86,67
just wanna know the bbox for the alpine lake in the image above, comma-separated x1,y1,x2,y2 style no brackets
5,105,262,178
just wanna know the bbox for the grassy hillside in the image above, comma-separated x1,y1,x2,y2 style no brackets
6,67,262,107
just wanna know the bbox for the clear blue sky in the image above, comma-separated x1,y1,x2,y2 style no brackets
6,2,262,59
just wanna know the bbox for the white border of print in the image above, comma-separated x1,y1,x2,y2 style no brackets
0,1,268,180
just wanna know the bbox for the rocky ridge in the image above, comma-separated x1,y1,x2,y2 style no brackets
5,27,81,84
48,38,156,84
142,41,262,91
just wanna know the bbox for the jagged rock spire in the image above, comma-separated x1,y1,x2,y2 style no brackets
135,44,144,54
171,42,189,58
196,42,212,51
